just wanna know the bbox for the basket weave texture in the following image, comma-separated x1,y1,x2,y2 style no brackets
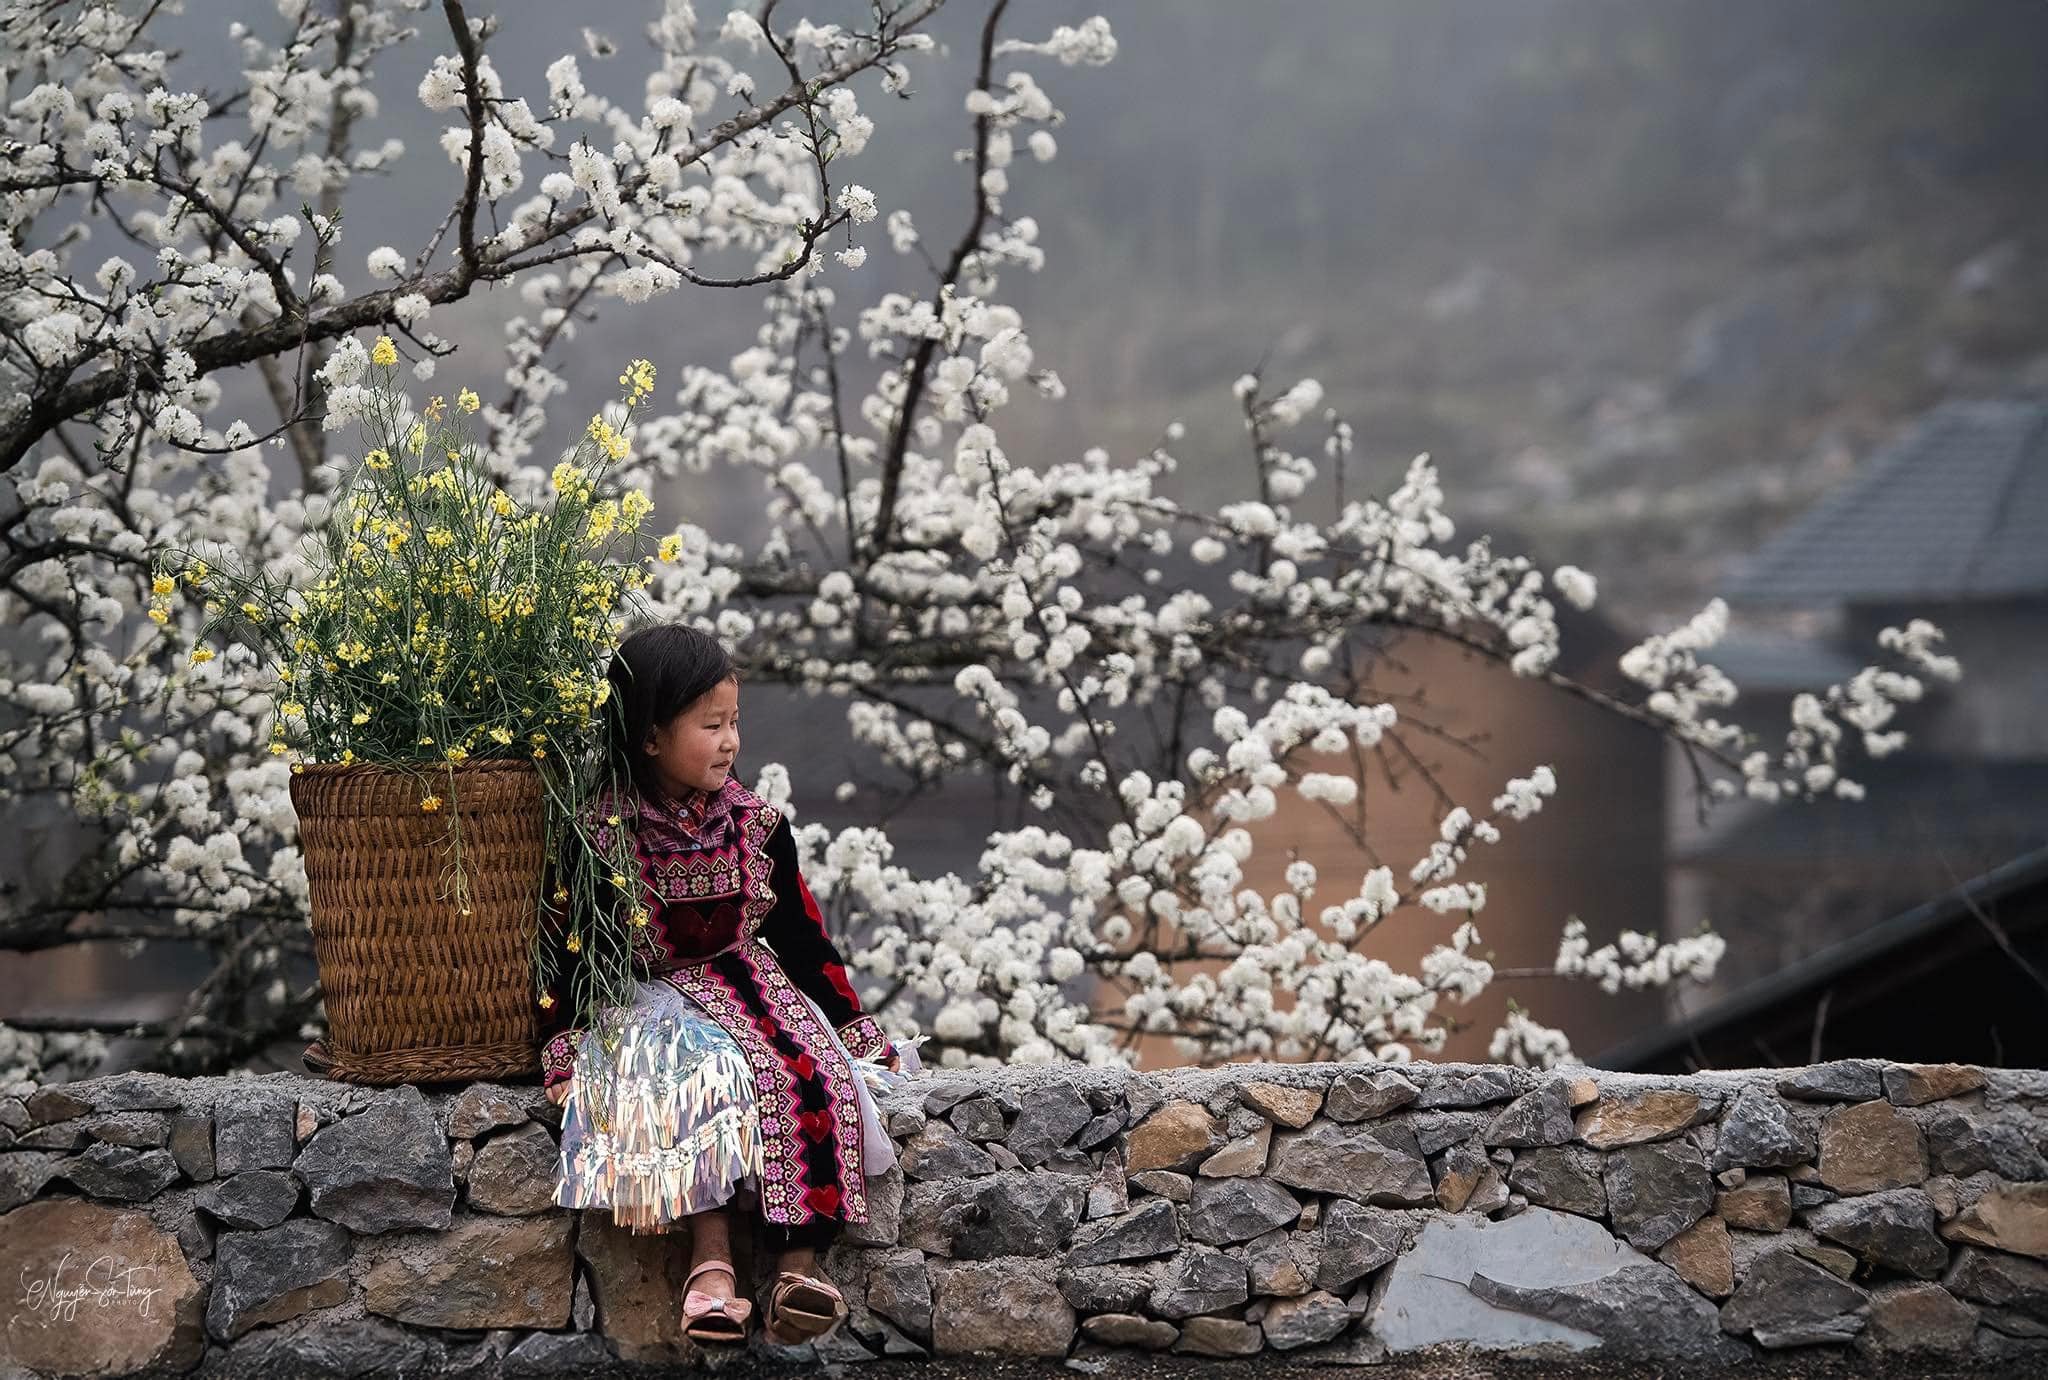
290,759,545,1084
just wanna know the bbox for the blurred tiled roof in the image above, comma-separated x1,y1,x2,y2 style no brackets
1705,629,1863,693
1726,399,2048,605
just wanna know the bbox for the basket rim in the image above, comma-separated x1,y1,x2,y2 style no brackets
291,757,541,781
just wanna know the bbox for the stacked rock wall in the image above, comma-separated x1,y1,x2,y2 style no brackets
2,1060,2046,1375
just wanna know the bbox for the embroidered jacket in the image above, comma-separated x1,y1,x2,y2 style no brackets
532,777,892,1227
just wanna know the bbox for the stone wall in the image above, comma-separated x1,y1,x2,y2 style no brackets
3,1059,2047,1376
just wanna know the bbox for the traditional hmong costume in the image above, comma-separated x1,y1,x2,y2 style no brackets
535,776,916,1243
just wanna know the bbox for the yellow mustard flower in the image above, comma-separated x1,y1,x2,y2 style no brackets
458,387,481,413
657,534,683,562
147,607,169,625
371,335,398,367
564,931,582,954
365,448,392,470
151,575,176,596
420,795,443,813
189,647,215,664
489,727,514,745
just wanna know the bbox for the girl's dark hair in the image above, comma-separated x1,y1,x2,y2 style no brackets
603,623,737,800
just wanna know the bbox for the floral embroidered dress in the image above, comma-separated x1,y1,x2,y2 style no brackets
534,776,908,1234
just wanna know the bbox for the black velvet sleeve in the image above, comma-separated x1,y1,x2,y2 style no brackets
757,814,894,1062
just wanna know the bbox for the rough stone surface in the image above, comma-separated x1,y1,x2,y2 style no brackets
1149,1247,1251,1318
1007,1080,1093,1166
864,1247,935,1338
1718,1173,1793,1231
1197,1123,1271,1177
0,1199,205,1375
1323,1069,1419,1121
1859,1281,1979,1356
1712,1088,1816,1172
1469,1261,1745,1361
1883,1062,1986,1106
1415,1068,1525,1109
213,1088,297,1174
465,1122,561,1215
900,1120,1000,1179
1808,1187,1949,1278
1604,1138,1714,1251
1925,1105,2048,1180
1065,1197,1180,1266
1818,1099,1929,1193
1486,1079,1577,1147
1188,1174,1301,1246
1718,1248,1869,1348
1082,1313,1178,1349
1241,1227,1320,1296
1239,1082,1323,1129
446,1084,533,1141
1128,1169,1192,1202
1945,1244,2048,1322
901,1169,1085,1260
1268,1117,1433,1204
195,1169,300,1229
1575,1090,1718,1149
948,1096,1007,1142
1655,1215,1734,1298
1506,1144,1608,1218
360,1213,574,1329
167,1114,215,1182
1173,1315,1263,1356
1778,1061,1885,1102
930,1257,1075,1355
58,1142,181,1202
295,1085,455,1233
1058,1260,1164,1312
1409,1109,1486,1156
206,1218,352,1340
1315,1198,1408,1291
845,1163,904,1247
1260,1288,1354,1349
1940,1180,2048,1260
1125,1101,1219,1173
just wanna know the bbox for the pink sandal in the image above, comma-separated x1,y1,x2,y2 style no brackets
680,1260,752,1343
763,1269,847,1344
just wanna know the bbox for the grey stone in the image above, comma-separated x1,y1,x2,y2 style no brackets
1605,1138,1714,1251
294,1085,454,1233
1409,1110,1485,1156
195,1169,300,1229
1808,1187,1948,1279
1506,1144,1608,1218
1778,1061,1885,1102
921,1079,983,1116
949,1096,1007,1142
0,1151,64,1212
1882,1063,1986,1107
1241,1227,1320,1296
1149,1247,1251,1319
1081,1314,1177,1349
503,1331,612,1375
82,1111,169,1147
1197,1124,1271,1178
865,1247,933,1338
1172,1316,1262,1356
466,1122,560,1215
1792,1181,1838,1210
901,1169,1085,1260
1485,1080,1576,1148
845,1163,904,1247
986,1142,1023,1171
1129,1170,1192,1202
1369,1206,1647,1354
1926,1106,2048,1180
930,1256,1074,1355
59,1143,181,1202
1269,1118,1433,1205
1469,1262,1746,1361
1324,1069,1418,1121
1085,1154,1128,1220
446,1084,532,1141
78,1071,184,1112
1075,1109,1125,1150
1945,1245,2048,1323
1058,1260,1163,1312
213,1090,297,1173
16,1120,90,1150
1066,1197,1180,1266
1857,1281,1979,1356
167,1114,215,1182
900,1121,1000,1179
1007,1081,1093,1166
1316,1199,1409,1291
1416,1068,1526,1109
361,1214,572,1329
1259,1287,1355,1349
25,1086,91,1124
1188,1174,1301,1246
1712,1088,1816,1172
1718,1248,1869,1348
206,1219,352,1340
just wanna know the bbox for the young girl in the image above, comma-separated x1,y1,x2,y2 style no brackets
533,623,918,1345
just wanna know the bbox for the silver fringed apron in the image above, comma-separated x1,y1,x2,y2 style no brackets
552,976,763,1233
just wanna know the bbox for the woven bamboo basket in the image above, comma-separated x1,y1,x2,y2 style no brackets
291,759,545,1084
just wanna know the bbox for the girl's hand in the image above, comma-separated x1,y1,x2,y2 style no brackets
880,1051,901,1074
545,1077,574,1106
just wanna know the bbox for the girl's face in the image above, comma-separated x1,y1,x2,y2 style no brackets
644,677,739,797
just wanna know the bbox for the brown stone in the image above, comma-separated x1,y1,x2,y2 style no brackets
361,1213,573,1329
1240,1082,1323,1130
295,1102,319,1143
1173,1315,1262,1356
1197,1124,1271,1178
930,1257,1075,1355
1573,1089,1717,1149
1565,1075,1600,1108
1719,1175,1793,1232
0,1199,205,1377
1794,1240,1859,1279
1859,1282,1977,1355
447,1083,535,1140
1434,1142,1489,1213
1818,1100,1928,1194
1081,1313,1178,1349
1940,1182,2048,1260
1883,1063,1985,1107
1126,1101,1219,1174
1656,1215,1734,1298
466,1123,561,1215
1129,1170,1193,1202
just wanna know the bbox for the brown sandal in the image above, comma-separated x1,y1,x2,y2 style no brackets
680,1260,752,1343
762,1269,847,1344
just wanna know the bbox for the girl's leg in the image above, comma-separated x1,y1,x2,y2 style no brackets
765,1214,838,1280
685,1206,739,1303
